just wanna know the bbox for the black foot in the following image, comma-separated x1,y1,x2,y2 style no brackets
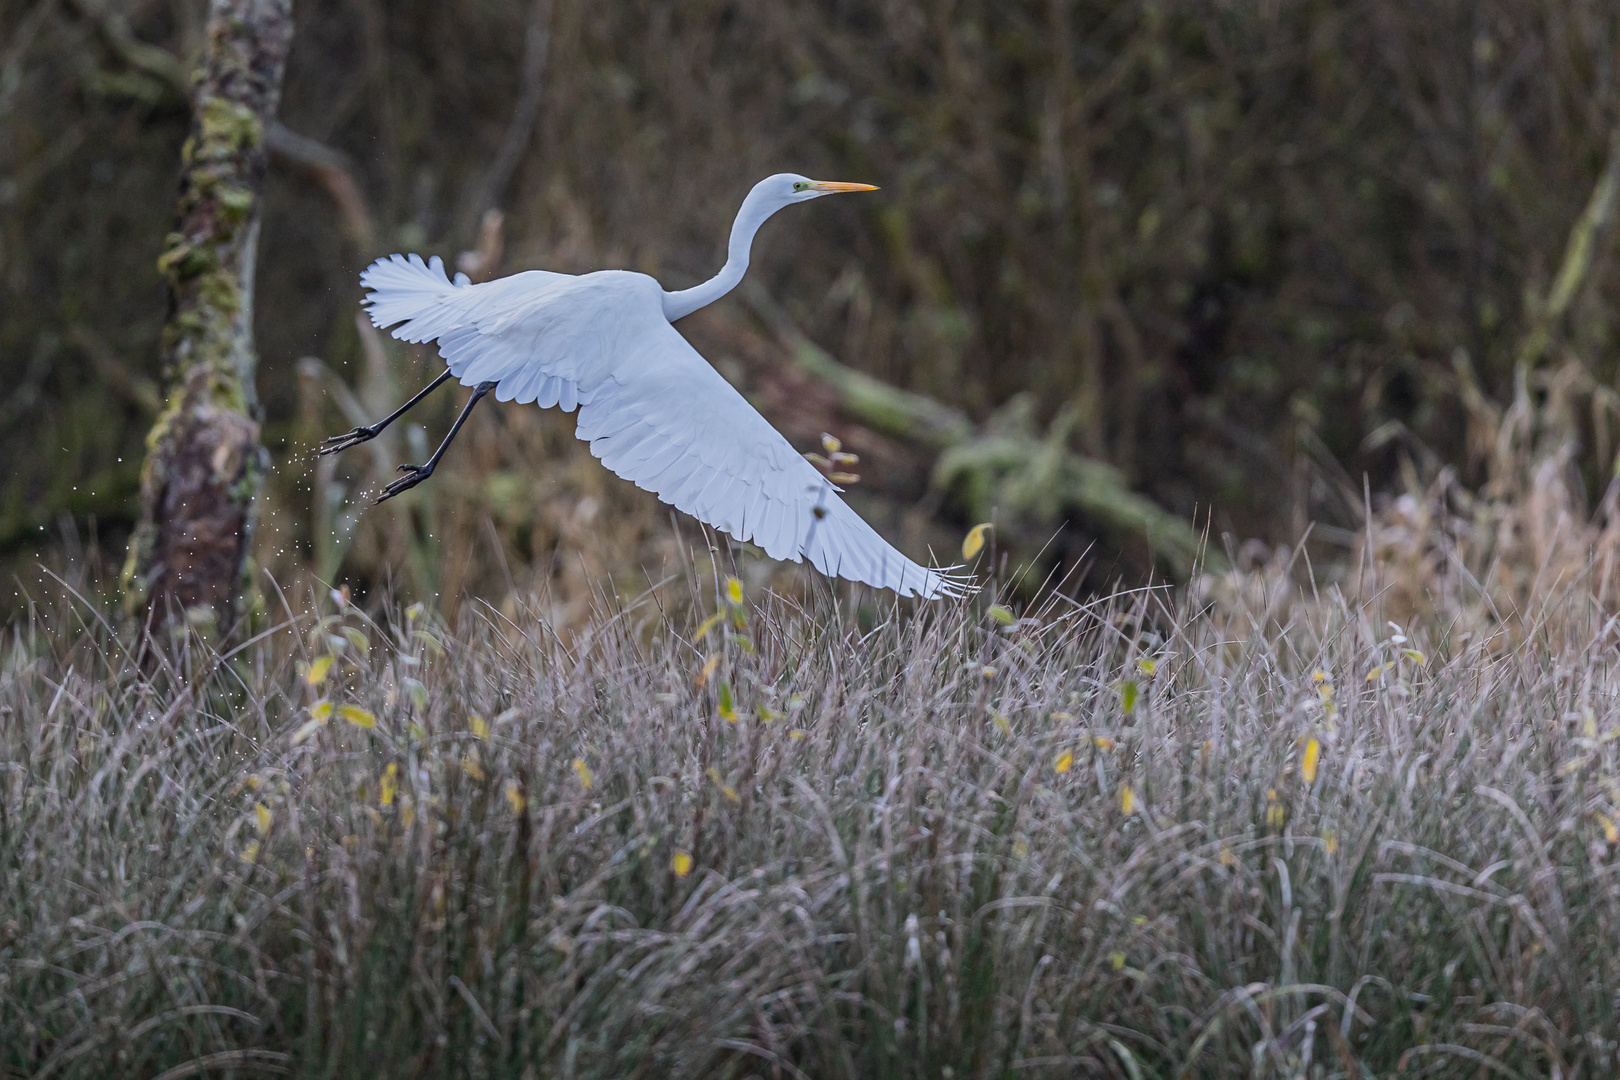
319,426,380,456
377,462,434,503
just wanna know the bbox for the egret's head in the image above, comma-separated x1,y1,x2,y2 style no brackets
759,172,879,207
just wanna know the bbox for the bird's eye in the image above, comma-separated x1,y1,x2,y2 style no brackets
792,181,809,192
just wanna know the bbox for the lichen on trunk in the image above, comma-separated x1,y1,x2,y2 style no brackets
122,0,293,636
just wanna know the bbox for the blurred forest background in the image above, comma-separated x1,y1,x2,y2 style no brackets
4,0,1620,621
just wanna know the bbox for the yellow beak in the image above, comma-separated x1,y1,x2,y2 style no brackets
809,180,879,193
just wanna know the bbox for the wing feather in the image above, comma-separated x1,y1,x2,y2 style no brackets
360,253,967,598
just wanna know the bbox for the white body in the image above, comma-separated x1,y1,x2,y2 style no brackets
360,174,964,600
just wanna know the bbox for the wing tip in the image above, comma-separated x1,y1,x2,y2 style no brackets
906,563,978,601
358,251,460,337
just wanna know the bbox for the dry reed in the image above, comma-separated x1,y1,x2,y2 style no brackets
4,555,1619,1078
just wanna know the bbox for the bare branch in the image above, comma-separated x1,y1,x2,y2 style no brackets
456,0,553,238
265,121,374,249
63,0,192,102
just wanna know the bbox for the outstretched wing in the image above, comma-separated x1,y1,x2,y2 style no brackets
577,316,968,599
361,253,967,599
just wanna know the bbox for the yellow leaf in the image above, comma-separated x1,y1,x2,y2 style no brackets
671,850,693,877
820,432,842,454
1119,680,1139,715
1054,751,1074,774
987,604,1015,626
461,750,484,781
1093,736,1115,750
290,718,324,746
380,763,398,807
1110,951,1126,970
1403,649,1425,664
1218,844,1237,867
1599,813,1619,845
572,757,593,790
725,576,744,605
1322,830,1338,855
1120,786,1136,815
505,779,526,814
341,627,370,655
718,681,737,722
1266,789,1287,830
827,471,861,485
311,700,333,722
306,655,335,686
992,712,1012,735
705,766,739,802
694,612,725,639
405,602,425,622
962,522,993,560
254,802,272,836
1136,657,1158,676
1301,738,1321,784
1011,837,1029,859
788,729,808,741
1311,669,1330,685
695,653,723,688
338,705,376,729
240,841,259,865
470,715,489,740
1050,711,1074,722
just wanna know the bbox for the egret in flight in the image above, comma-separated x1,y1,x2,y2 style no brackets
320,173,966,599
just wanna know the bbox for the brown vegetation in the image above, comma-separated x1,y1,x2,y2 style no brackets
4,553,1620,1076
5,1,1620,613
10,5,1620,1074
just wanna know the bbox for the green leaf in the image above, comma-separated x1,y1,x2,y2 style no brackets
1120,680,1139,715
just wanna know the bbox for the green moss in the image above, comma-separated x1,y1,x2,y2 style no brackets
195,269,242,319
217,185,255,222
196,96,263,159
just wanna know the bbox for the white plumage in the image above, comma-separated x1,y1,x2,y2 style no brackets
353,175,966,599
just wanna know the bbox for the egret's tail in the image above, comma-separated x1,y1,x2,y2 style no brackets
359,253,467,343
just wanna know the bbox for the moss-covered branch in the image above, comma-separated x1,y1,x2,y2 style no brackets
1516,123,1620,371
742,285,1217,579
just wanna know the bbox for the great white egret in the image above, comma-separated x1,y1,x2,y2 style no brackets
321,173,966,599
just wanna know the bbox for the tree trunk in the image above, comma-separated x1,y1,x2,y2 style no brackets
122,0,293,636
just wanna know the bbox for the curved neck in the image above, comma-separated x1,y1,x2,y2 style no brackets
662,186,783,322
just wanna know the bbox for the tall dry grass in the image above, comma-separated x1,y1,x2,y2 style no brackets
4,553,1619,1078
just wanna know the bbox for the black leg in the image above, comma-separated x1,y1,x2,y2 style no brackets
319,369,456,456
376,381,497,503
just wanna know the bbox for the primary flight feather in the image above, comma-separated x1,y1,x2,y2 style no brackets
323,173,967,600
